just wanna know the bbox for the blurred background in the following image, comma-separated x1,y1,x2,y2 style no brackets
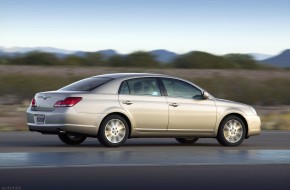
0,0,290,131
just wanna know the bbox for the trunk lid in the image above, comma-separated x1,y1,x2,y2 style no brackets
33,91,83,112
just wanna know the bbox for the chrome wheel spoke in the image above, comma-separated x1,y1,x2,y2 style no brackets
225,123,231,130
105,131,112,137
117,125,125,131
106,126,112,131
115,136,120,142
224,131,231,139
233,136,238,142
235,120,239,127
235,123,241,130
108,135,115,142
118,133,124,138
230,122,234,127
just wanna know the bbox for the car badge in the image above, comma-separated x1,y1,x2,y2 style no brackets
38,95,51,100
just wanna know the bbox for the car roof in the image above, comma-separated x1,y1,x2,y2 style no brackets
92,73,169,79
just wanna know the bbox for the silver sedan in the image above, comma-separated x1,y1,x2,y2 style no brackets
26,73,261,147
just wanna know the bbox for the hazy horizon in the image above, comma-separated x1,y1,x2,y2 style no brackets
0,45,285,57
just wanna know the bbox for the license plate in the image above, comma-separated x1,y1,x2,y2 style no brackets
35,115,45,125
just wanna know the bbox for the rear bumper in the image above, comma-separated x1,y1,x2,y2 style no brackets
27,124,98,135
246,115,261,136
26,107,100,135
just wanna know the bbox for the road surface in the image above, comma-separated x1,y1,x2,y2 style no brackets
0,131,290,190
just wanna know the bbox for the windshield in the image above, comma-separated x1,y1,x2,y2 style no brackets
59,77,112,91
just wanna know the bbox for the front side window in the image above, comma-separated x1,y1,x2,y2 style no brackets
120,78,161,96
59,77,112,91
162,78,202,99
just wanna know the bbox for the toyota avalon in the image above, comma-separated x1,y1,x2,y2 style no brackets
26,73,261,147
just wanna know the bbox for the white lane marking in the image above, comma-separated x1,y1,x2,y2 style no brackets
1,162,290,170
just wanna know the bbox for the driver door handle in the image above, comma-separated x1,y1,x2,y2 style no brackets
123,101,133,105
169,103,179,107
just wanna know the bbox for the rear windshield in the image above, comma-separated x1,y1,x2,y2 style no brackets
59,77,112,91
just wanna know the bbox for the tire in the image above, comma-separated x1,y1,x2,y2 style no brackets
175,137,199,144
98,114,129,147
217,115,246,146
58,133,87,145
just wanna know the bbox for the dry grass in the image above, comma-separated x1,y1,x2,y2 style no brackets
0,104,27,131
256,106,290,130
0,65,290,131
1,65,290,79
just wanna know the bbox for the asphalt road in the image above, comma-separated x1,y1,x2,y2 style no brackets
0,131,290,190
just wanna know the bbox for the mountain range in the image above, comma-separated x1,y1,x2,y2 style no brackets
0,46,289,67
262,49,290,68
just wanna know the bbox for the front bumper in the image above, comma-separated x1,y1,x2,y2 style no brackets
26,107,100,135
246,115,261,136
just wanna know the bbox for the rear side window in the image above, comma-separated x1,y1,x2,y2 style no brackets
119,78,161,96
59,77,112,91
119,81,130,94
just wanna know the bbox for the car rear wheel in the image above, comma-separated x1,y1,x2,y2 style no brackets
175,137,199,144
98,114,129,147
217,116,246,146
58,133,87,145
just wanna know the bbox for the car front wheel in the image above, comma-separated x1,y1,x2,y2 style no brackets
175,137,199,144
217,116,246,146
58,133,87,145
98,114,129,147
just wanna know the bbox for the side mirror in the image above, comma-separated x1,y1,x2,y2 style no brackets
203,91,210,99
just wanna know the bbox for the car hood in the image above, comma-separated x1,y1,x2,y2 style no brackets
214,98,250,108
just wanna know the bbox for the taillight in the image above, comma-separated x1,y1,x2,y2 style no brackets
31,98,36,107
54,97,82,107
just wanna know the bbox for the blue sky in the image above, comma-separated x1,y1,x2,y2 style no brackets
1,0,289,54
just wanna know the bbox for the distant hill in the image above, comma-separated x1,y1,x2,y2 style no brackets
248,53,273,61
0,49,12,56
97,49,118,59
0,47,179,63
149,49,178,63
262,49,290,68
73,49,118,58
2,46,290,67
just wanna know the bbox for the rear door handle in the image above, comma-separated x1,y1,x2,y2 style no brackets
169,103,179,107
123,101,133,105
